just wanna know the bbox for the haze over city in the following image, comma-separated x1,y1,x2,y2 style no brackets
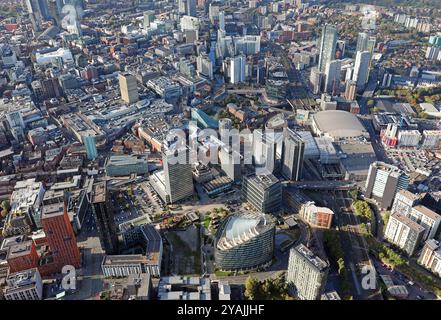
0,0,440,305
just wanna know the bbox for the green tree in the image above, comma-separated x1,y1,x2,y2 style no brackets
349,189,358,201
1,200,10,214
244,276,261,300
418,111,429,119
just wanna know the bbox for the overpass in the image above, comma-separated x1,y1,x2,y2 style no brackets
282,180,357,190
226,88,266,95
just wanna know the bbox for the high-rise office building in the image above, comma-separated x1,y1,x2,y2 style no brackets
318,25,338,73
310,67,324,94
218,118,233,137
26,0,49,21
143,11,155,28
281,128,305,181
119,72,139,105
208,3,220,23
367,36,376,55
242,173,282,214
287,244,329,300
186,0,197,17
179,0,196,16
83,135,98,161
253,130,277,174
214,213,275,271
344,80,357,101
40,201,81,273
219,146,241,182
324,59,342,95
178,0,186,14
234,36,261,55
336,40,346,58
162,143,194,203
197,54,214,80
229,55,246,84
91,182,118,254
356,32,369,53
48,0,62,25
365,162,410,209
356,33,376,56
352,50,371,89
219,10,225,31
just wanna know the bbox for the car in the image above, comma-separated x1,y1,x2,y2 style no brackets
416,295,424,300
408,281,414,286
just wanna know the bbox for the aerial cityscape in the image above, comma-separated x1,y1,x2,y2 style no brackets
1,0,441,304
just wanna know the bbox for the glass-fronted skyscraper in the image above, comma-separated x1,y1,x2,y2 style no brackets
84,135,98,160
318,24,338,73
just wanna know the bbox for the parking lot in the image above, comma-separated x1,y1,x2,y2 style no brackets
373,258,438,300
110,183,161,227
386,149,441,174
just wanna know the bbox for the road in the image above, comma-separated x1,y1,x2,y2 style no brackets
372,259,438,300
283,180,357,190
358,116,388,163
65,210,105,300
357,69,378,115
325,190,382,300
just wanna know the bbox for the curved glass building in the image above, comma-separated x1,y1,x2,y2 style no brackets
214,213,275,271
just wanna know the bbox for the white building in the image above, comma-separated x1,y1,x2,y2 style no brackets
421,130,441,148
4,268,43,300
0,44,18,67
391,190,421,217
180,15,200,31
197,54,213,80
102,255,157,277
229,55,246,84
408,205,441,241
384,213,425,256
397,130,421,147
420,103,441,118
9,179,45,230
146,77,182,101
352,50,371,88
35,48,74,65
287,244,328,300
234,35,261,55
324,60,342,94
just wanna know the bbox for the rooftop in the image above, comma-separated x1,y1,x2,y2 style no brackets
390,212,425,232
313,110,368,140
92,181,107,203
412,205,441,221
245,173,280,190
102,254,149,266
292,243,328,271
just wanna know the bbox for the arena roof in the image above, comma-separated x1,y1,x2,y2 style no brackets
312,110,368,140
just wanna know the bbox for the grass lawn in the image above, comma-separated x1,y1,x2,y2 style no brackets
203,216,211,229
214,270,234,277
